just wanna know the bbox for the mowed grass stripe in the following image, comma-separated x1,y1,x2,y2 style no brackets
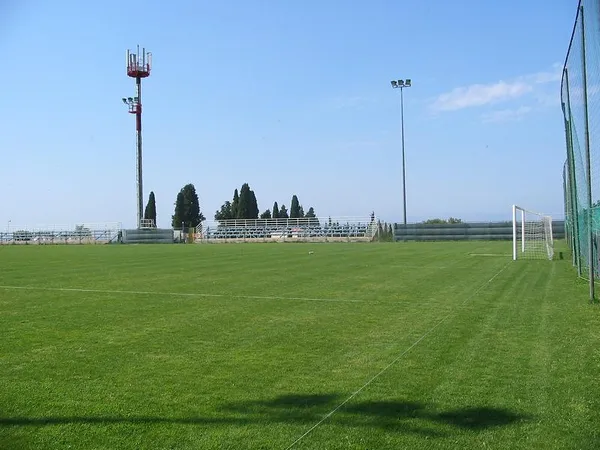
0,243,499,302
301,259,600,449
1,242,598,449
0,243,502,449
282,262,511,449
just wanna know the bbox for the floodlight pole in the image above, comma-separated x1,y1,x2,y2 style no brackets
391,79,411,227
123,46,152,229
400,86,407,227
135,76,143,230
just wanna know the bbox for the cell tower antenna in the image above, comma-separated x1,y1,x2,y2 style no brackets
122,46,152,229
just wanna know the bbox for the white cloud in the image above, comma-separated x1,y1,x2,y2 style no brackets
432,81,532,111
525,63,562,84
431,65,562,112
481,106,533,123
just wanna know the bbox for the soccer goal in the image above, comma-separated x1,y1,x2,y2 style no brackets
512,205,554,260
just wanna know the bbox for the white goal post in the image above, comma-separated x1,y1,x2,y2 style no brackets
512,205,554,261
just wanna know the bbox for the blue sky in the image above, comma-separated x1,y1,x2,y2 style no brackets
0,0,578,229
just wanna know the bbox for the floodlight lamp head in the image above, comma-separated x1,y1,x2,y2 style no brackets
127,97,133,103
405,79,412,87
397,80,404,86
122,98,127,104
391,80,397,87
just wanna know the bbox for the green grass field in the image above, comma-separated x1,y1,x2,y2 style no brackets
1,241,599,449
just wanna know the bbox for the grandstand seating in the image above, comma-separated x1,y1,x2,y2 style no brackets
196,218,377,243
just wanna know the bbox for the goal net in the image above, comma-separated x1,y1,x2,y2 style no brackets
512,205,554,260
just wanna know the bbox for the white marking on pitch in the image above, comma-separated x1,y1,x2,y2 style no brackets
283,262,511,449
0,285,365,304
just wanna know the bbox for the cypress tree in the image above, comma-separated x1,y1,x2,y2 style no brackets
144,191,157,226
290,195,301,218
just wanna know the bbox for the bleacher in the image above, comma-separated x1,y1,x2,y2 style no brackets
0,223,122,245
196,217,377,243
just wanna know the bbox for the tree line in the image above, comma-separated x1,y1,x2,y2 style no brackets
144,185,464,232
141,184,205,229
214,182,317,222
141,182,320,230
422,217,463,224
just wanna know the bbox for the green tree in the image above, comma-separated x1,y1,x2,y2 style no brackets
260,209,272,219
375,221,394,242
305,206,319,226
423,217,463,225
290,195,301,218
272,202,280,219
172,183,205,229
298,205,305,218
249,189,259,219
279,204,289,219
172,191,184,228
215,201,233,222
232,189,240,219
144,191,157,226
423,218,447,224
237,183,259,219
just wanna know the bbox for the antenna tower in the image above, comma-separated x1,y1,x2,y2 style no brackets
122,45,152,229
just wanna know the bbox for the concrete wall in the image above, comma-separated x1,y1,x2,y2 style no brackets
394,221,565,242
122,228,174,244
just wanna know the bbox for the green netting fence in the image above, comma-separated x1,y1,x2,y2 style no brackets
561,0,600,299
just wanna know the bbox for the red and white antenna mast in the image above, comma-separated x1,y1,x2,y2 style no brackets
122,45,152,229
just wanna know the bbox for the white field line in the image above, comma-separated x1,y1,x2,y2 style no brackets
284,262,511,450
0,258,461,305
0,285,365,304
387,264,451,269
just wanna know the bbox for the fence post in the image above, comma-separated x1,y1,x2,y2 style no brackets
563,68,582,276
580,4,595,301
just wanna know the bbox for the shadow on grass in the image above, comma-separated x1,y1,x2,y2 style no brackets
226,393,339,413
344,400,425,418
434,406,526,429
0,394,532,437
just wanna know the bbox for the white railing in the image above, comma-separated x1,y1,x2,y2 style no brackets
140,219,156,228
0,222,122,245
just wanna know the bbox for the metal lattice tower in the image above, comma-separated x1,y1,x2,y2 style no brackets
122,46,152,229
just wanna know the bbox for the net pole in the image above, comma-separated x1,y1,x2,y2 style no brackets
580,4,595,302
564,67,582,276
548,217,554,260
562,163,571,254
564,163,575,265
521,209,525,252
512,205,517,260
561,102,572,263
